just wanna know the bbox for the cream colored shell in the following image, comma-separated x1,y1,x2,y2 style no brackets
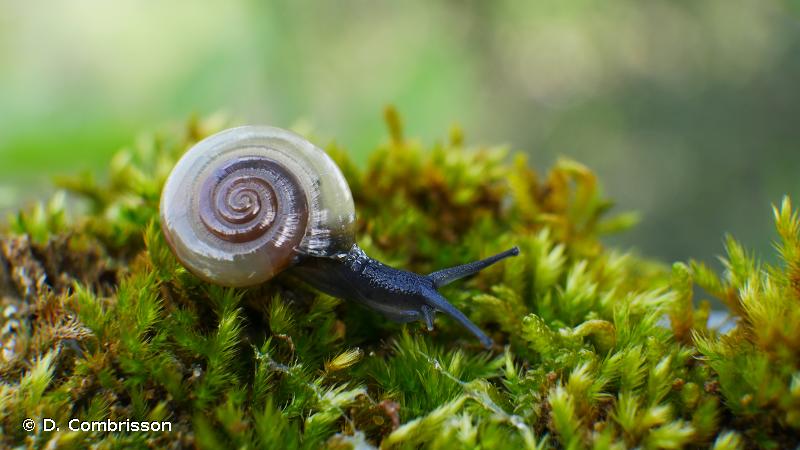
160,126,356,287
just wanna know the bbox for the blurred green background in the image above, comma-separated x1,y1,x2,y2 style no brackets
1,0,799,265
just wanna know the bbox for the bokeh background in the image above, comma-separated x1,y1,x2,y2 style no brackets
1,0,799,266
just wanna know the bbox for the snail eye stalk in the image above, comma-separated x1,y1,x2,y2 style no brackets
427,247,520,288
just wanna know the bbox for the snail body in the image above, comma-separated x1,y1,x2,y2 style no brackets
160,126,518,348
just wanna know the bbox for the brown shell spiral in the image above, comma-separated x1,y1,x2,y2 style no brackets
199,157,307,245
160,126,356,287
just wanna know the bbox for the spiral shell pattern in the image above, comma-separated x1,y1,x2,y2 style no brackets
160,126,356,287
199,157,296,244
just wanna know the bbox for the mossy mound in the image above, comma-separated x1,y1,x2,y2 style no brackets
1,111,798,449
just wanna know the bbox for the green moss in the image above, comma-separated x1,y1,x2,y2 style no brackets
1,111,798,449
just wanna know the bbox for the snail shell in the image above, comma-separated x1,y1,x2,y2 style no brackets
160,126,356,287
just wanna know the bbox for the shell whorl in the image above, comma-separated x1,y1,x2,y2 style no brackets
160,126,356,287
198,156,304,244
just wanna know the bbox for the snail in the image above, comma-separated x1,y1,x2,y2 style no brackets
159,126,519,348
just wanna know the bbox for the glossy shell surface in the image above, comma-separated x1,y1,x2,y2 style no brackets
160,126,356,286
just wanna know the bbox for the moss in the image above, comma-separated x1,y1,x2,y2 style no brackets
1,110,798,449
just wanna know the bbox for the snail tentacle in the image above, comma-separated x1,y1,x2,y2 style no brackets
428,246,520,288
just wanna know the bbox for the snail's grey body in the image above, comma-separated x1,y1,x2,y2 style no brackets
295,245,428,322
294,244,519,348
160,125,518,348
